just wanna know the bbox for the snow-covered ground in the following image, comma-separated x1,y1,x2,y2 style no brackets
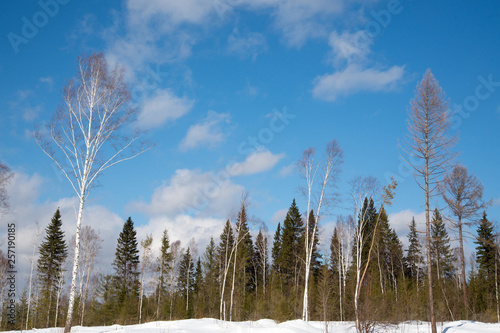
8,319,500,333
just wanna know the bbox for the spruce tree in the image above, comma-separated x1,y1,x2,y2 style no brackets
307,209,322,278
475,212,496,280
37,208,68,328
156,229,172,319
112,217,140,321
430,209,455,280
271,222,282,273
279,199,305,286
473,212,497,311
233,204,256,319
255,229,268,295
201,237,218,318
177,248,194,318
406,217,423,280
216,219,234,320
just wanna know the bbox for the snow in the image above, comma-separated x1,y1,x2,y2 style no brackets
8,319,500,333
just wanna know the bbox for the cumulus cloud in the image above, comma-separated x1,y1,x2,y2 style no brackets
136,89,194,129
271,208,288,223
328,30,372,64
135,214,224,258
132,168,245,218
179,111,231,151
231,149,285,176
312,64,405,101
1,171,125,280
388,209,425,247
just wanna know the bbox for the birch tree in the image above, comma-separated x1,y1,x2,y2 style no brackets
441,163,487,318
401,69,456,333
34,53,150,332
138,234,153,324
297,140,343,321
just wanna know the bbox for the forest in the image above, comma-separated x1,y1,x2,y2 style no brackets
0,55,499,333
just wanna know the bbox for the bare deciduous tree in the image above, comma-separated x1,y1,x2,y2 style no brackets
298,140,343,321
441,163,487,318
34,53,150,333
139,234,153,324
349,176,396,332
401,69,456,333
77,226,102,326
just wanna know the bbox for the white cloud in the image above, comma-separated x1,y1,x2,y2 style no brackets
136,89,193,129
136,214,224,258
271,208,288,223
179,111,231,151
39,76,54,90
388,209,425,247
312,64,405,101
227,29,267,60
266,0,343,47
231,149,285,176
126,0,215,31
132,168,245,218
279,163,296,178
1,171,125,280
328,30,372,64
493,196,500,206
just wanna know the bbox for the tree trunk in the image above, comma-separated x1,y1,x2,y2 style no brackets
80,242,94,326
425,168,437,333
65,187,86,333
457,217,468,318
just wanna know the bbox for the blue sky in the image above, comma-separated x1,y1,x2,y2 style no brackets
1,0,499,278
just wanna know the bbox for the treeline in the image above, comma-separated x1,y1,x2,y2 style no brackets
1,198,499,330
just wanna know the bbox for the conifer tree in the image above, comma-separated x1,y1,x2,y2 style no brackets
37,208,68,327
271,223,282,273
255,229,268,295
217,219,234,320
201,237,218,318
307,210,322,278
231,204,256,320
276,199,305,318
156,229,172,319
474,212,497,312
177,248,195,318
112,217,140,321
406,218,423,280
475,212,496,282
279,199,305,287
430,209,455,281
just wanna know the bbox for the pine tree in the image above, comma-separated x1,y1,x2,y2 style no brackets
37,208,68,327
112,217,140,322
